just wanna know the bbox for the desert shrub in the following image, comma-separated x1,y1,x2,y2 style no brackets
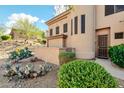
58,60,118,88
18,47,32,60
59,51,75,65
37,39,46,45
109,44,124,68
41,40,46,44
1,35,11,40
9,47,33,61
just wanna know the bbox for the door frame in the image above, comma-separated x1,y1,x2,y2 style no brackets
95,27,110,59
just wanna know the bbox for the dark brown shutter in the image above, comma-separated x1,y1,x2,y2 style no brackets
63,23,68,33
71,19,73,35
74,16,78,34
56,26,59,34
81,15,85,33
50,29,53,36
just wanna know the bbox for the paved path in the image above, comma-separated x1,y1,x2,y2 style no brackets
96,59,124,80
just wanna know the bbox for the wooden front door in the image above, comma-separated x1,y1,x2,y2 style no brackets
97,35,108,58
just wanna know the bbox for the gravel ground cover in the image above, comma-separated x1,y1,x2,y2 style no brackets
0,59,59,88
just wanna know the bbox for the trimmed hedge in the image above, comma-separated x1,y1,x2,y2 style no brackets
1,35,11,40
58,60,118,88
59,51,75,65
109,44,124,68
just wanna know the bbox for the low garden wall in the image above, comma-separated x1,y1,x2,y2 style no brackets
34,47,60,65
34,47,75,65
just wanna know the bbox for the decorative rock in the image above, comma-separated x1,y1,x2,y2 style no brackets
3,56,53,81
31,57,38,62
18,84,22,88
5,69,16,77
24,69,30,75
8,77,13,82
12,75,19,81
26,64,34,72
119,85,123,88
17,56,36,63
33,72,38,78
41,71,46,76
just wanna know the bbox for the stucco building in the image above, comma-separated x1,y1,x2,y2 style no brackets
35,5,124,65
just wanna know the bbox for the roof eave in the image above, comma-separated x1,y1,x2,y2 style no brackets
45,9,71,25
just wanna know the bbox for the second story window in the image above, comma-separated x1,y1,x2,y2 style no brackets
74,16,78,34
50,29,53,36
56,26,59,34
116,5,124,12
105,5,124,16
105,5,114,16
63,23,68,33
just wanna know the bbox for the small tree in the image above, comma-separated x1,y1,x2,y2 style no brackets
13,19,33,39
12,18,45,41
0,26,5,41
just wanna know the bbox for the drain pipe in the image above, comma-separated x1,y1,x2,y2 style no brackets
93,5,96,58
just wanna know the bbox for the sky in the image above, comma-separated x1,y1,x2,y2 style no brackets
0,5,55,33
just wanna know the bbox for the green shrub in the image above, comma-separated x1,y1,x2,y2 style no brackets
9,47,33,61
41,40,46,44
9,51,19,60
18,47,33,60
109,44,124,68
59,51,75,65
37,39,46,44
58,60,118,88
1,35,11,40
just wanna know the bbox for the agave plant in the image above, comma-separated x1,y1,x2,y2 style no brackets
4,61,19,77
39,63,52,76
9,47,33,62
44,63,52,72
4,61,12,71
26,63,34,72
13,64,20,73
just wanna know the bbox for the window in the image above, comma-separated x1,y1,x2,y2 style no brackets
115,32,123,39
105,5,124,16
63,23,68,33
115,5,124,12
56,26,59,34
50,29,53,36
81,15,85,33
105,5,114,16
74,16,78,34
71,19,73,35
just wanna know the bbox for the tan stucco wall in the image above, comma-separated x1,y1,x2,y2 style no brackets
67,6,95,59
47,5,124,60
48,17,69,36
34,47,60,65
96,5,124,46
48,5,96,59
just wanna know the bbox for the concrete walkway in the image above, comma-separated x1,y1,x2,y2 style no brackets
96,59,124,80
